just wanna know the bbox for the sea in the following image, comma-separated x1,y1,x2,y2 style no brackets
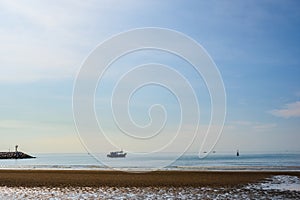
0,152,299,199
0,152,300,171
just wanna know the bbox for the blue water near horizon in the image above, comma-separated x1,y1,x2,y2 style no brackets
1,152,300,171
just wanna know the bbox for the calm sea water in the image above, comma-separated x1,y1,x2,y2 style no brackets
1,152,299,171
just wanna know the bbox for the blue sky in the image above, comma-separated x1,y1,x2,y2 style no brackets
0,0,299,153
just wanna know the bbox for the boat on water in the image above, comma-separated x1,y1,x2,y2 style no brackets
107,150,127,158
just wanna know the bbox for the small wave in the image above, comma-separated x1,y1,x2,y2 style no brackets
174,165,300,171
247,175,300,192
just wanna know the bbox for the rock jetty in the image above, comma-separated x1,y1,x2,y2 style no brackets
0,145,35,159
0,151,35,159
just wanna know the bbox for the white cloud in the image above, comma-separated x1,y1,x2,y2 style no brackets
230,120,253,126
230,120,277,132
0,120,72,132
0,1,89,82
0,120,84,153
253,123,277,132
0,31,81,82
0,0,139,83
0,0,94,31
270,101,300,118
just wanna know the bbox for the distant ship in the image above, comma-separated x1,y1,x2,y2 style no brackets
107,150,127,158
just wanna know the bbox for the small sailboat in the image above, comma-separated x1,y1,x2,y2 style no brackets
236,149,240,157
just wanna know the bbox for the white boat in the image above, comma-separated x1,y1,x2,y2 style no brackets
107,150,127,158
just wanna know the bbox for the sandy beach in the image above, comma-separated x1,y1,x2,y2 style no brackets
0,170,299,199
0,169,299,187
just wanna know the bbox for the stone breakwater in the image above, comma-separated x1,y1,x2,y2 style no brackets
0,152,35,159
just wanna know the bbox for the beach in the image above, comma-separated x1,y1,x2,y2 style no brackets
0,170,299,199
1,154,300,199
0,169,299,187
0,153,299,199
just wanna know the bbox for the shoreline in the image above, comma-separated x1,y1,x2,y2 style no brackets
0,169,299,187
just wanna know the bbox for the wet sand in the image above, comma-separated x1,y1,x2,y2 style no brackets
0,170,299,187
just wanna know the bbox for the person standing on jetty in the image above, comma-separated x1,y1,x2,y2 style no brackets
15,145,19,158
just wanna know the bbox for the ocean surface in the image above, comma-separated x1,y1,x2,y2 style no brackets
0,152,300,171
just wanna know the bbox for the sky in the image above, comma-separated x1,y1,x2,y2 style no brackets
0,0,300,153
